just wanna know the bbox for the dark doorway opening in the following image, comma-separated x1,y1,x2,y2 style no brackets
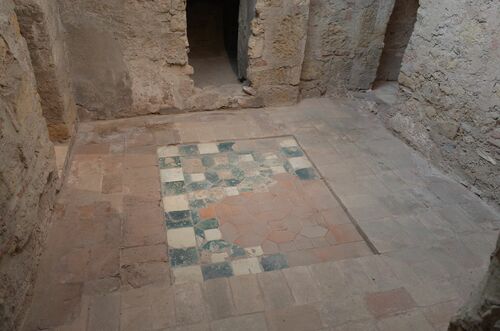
375,0,419,82
187,0,241,87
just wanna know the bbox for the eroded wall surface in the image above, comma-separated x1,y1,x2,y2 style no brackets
57,0,315,117
300,0,395,97
0,0,58,328
375,0,419,81
450,234,500,330
384,0,500,204
57,0,192,119
14,0,77,142
247,0,310,105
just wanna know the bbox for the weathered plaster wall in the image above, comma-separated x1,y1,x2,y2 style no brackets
246,0,310,106
0,0,59,328
383,0,500,204
300,0,395,98
14,0,77,142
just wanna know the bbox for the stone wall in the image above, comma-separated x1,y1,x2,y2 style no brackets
0,0,59,328
300,0,395,97
449,233,500,330
57,0,315,117
57,0,189,119
375,0,419,81
246,0,310,105
14,0,77,142
383,0,500,204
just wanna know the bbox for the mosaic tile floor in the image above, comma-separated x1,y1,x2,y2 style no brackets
157,136,371,283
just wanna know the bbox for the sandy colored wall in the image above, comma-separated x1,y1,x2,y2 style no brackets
57,0,315,117
375,0,419,81
300,0,395,97
57,0,192,119
14,0,77,142
0,0,59,328
383,0,500,205
246,0,310,106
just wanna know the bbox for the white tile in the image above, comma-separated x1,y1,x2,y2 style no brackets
231,257,263,275
160,168,184,182
173,265,203,284
163,195,189,212
245,246,263,257
280,138,298,148
264,153,278,160
288,157,312,170
239,154,254,162
157,145,179,158
190,173,206,182
167,227,197,248
198,143,219,154
211,252,228,263
224,187,239,196
271,166,287,174
205,229,222,241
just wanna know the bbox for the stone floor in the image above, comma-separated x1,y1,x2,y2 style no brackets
22,97,499,331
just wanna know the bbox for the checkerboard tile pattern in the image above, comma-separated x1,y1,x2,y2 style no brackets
157,137,362,283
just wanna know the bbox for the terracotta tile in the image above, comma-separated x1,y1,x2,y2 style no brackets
261,240,279,254
219,223,239,242
199,206,216,220
235,234,262,247
365,287,417,318
267,230,297,244
278,241,297,252
320,207,351,226
329,223,363,244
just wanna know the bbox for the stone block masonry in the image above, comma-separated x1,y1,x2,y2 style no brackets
0,0,59,328
379,0,500,205
300,0,396,97
14,0,77,142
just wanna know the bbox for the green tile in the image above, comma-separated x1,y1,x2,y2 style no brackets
231,167,245,181
195,218,219,230
231,245,246,257
205,171,220,184
169,247,199,267
185,181,211,192
159,156,181,169
201,240,231,253
201,262,233,280
167,210,191,221
179,144,199,155
281,147,304,157
166,218,193,229
284,160,294,173
195,227,205,239
261,254,289,271
192,210,201,224
224,178,241,187
165,210,193,229
162,181,185,196
218,142,235,152
201,155,215,167
189,199,206,209
295,168,317,180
